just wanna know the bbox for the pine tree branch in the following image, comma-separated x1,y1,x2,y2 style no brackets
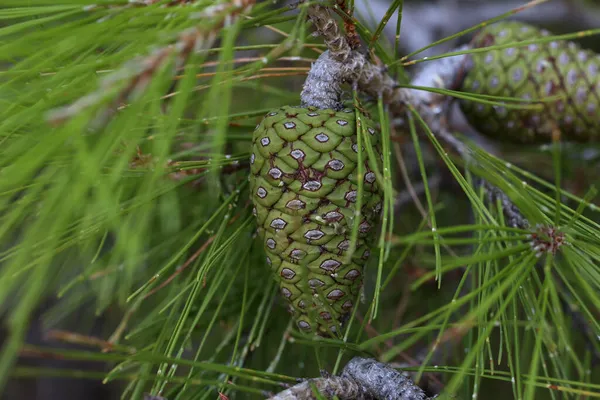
341,357,429,400
267,375,371,400
267,357,430,400
482,179,530,229
304,2,530,231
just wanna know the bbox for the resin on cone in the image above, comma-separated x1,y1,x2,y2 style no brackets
459,21,600,143
249,105,383,336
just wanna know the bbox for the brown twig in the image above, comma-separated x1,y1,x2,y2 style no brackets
333,0,361,50
45,330,136,354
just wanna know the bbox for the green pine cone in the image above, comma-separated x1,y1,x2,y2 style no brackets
459,21,600,143
249,105,383,336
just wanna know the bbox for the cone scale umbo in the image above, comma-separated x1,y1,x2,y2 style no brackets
458,21,600,143
249,51,383,336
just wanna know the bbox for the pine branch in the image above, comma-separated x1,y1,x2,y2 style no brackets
268,375,370,400
304,1,531,233
268,357,429,400
341,357,429,400
482,179,530,229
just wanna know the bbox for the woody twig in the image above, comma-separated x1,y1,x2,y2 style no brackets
267,357,429,400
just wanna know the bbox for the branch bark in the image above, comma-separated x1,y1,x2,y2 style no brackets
268,357,430,400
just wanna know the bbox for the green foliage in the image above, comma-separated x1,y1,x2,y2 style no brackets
0,1,599,399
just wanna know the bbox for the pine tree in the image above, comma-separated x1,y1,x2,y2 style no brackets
1,1,599,399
